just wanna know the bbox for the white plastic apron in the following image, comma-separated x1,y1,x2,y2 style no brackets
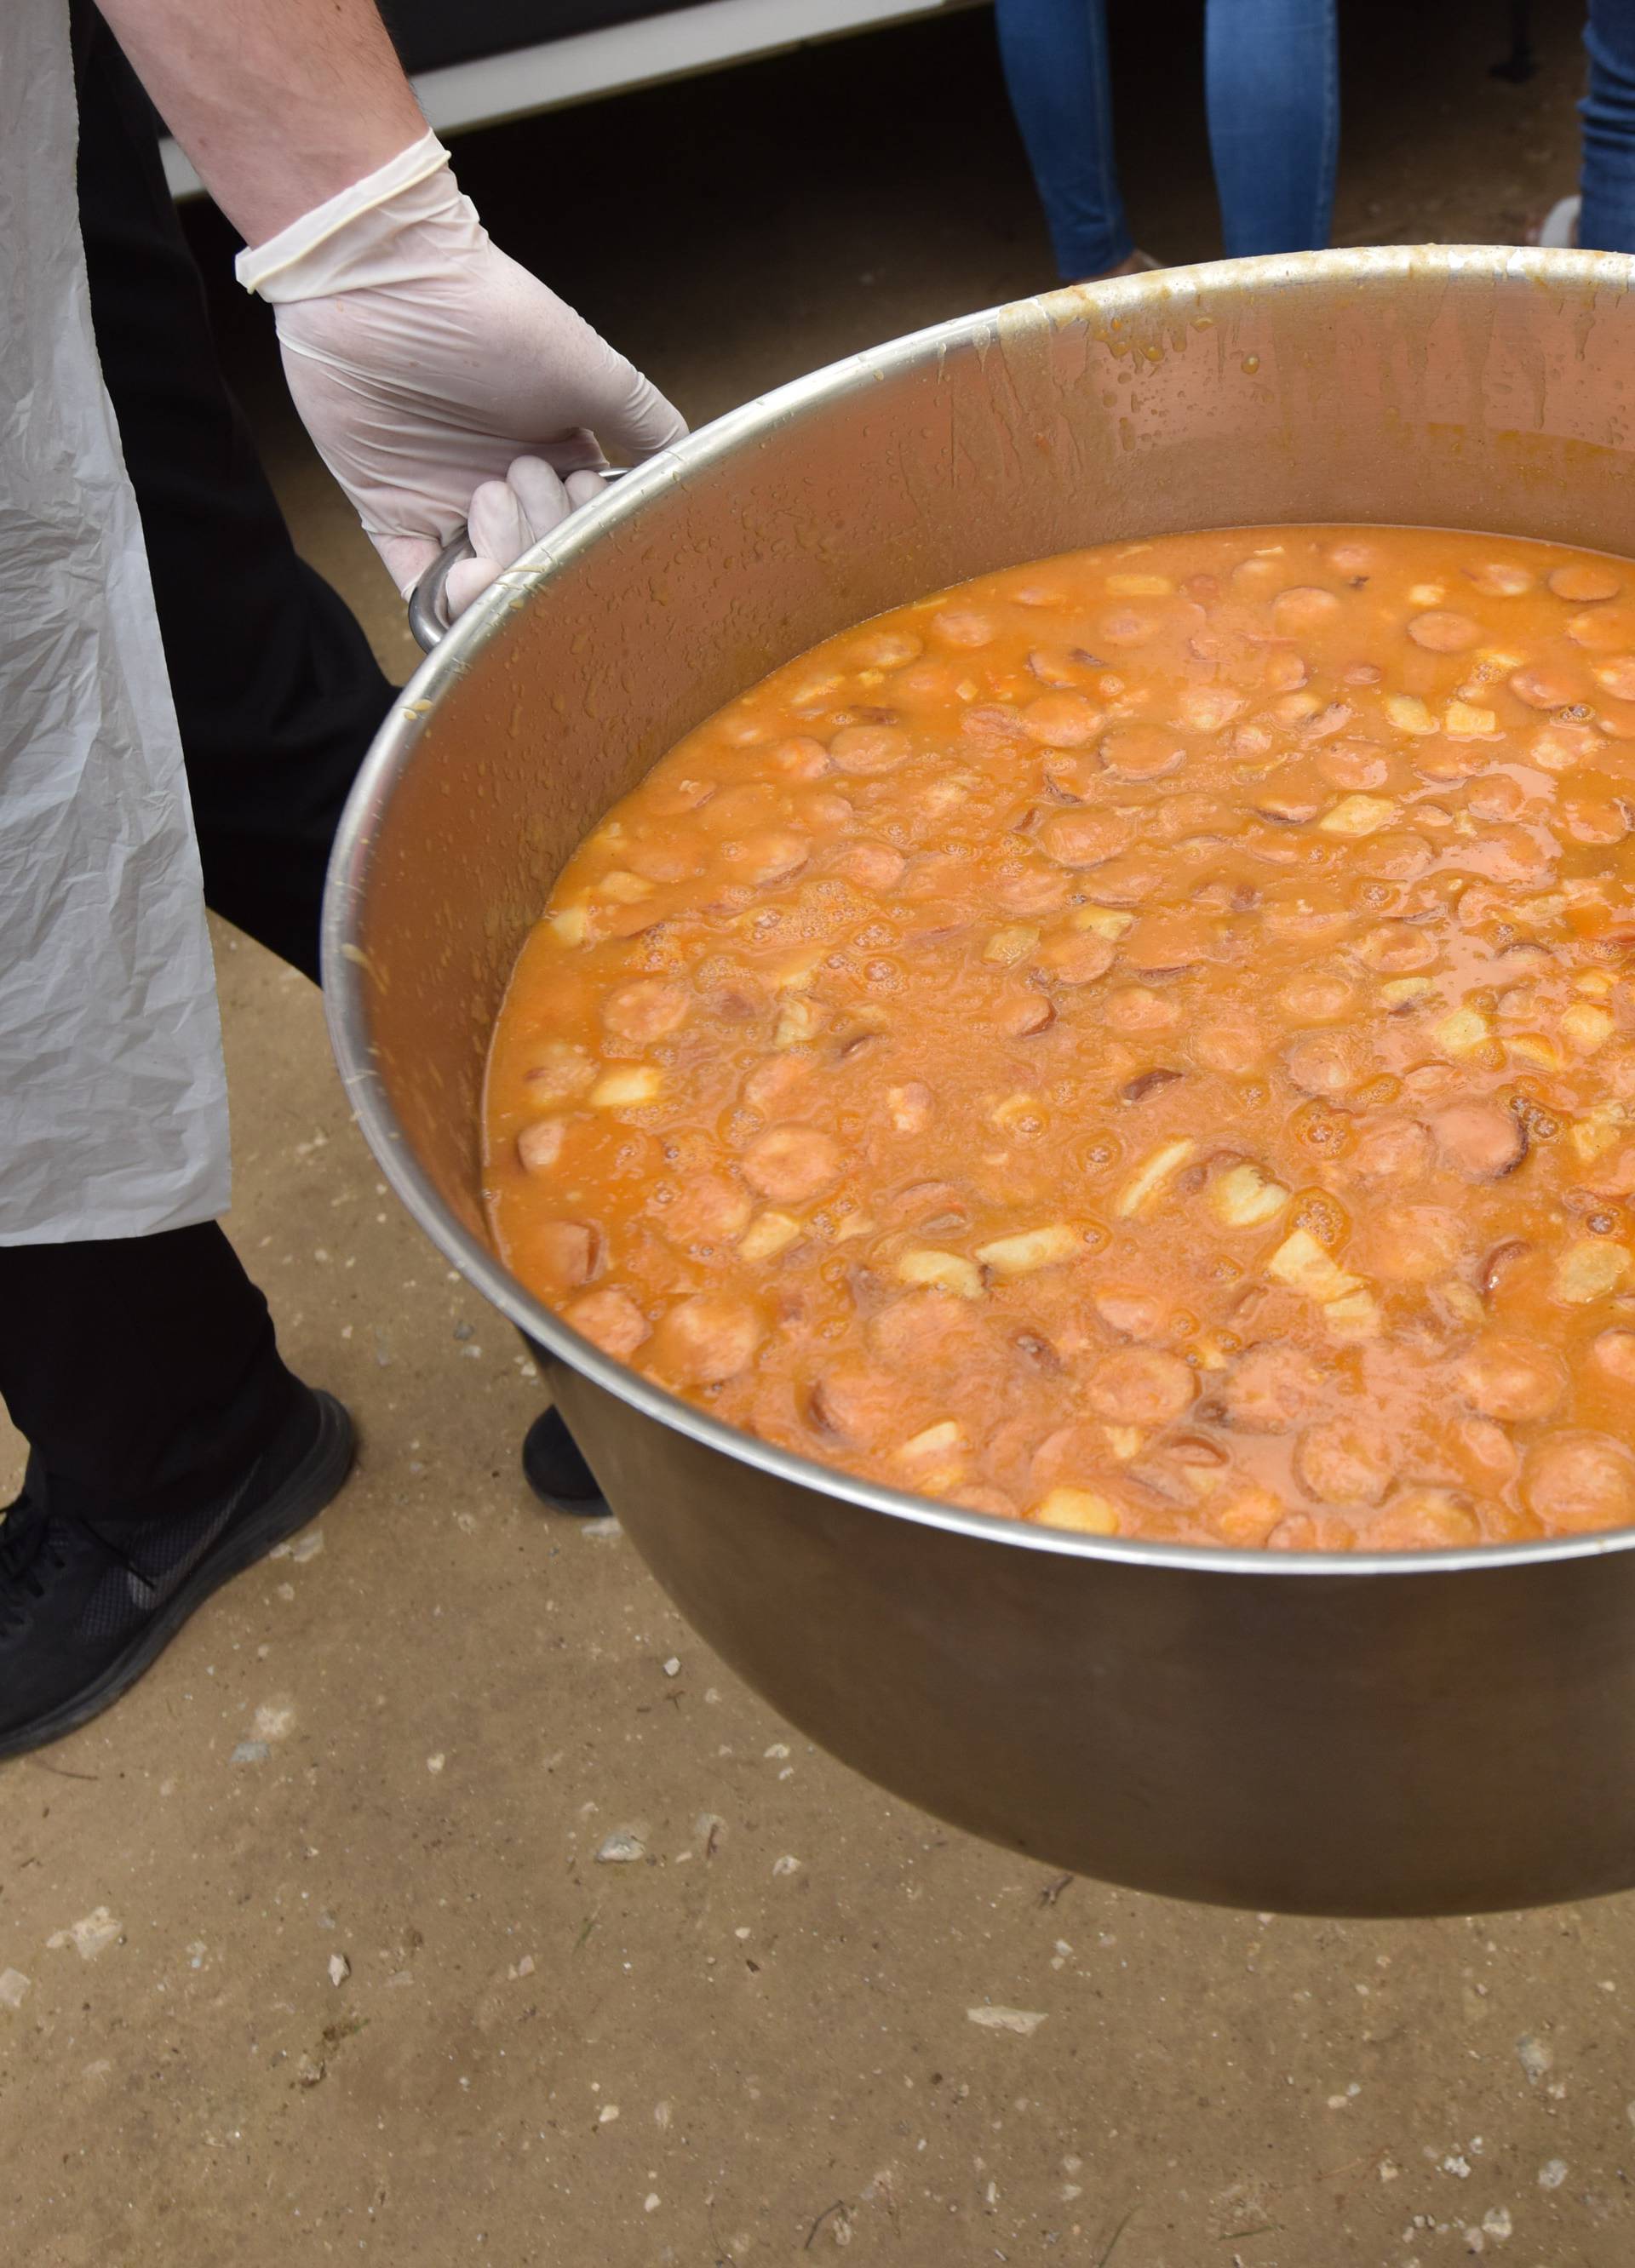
0,0,230,1243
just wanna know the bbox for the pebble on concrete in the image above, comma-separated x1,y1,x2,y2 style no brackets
967,2006,1048,2036
597,1830,646,1864
46,1909,121,1961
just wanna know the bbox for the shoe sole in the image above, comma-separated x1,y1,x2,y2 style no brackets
525,1476,611,1516
0,1393,356,1763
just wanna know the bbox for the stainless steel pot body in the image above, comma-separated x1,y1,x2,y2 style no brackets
326,249,1635,1916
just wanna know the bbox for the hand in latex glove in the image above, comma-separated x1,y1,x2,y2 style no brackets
237,135,685,618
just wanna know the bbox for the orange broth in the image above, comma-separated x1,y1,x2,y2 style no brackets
484,526,1635,1549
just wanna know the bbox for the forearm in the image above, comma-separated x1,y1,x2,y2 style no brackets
98,0,426,243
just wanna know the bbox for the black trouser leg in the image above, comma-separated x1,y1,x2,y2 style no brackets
0,1229,302,1527
72,0,395,983
0,12,393,1528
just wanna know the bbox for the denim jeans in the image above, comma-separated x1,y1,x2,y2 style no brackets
995,0,1340,279
1582,1,1635,252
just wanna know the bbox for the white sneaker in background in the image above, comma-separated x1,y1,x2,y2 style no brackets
1538,194,1582,248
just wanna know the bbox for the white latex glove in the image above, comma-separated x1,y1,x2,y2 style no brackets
237,133,685,618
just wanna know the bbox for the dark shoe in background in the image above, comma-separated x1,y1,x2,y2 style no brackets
521,1406,608,1516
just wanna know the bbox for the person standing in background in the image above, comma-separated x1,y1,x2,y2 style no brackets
1536,3,1635,249
994,0,1340,281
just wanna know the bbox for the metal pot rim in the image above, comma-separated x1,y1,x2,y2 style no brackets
324,242,1635,1584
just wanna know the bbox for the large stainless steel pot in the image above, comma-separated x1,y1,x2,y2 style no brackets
325,248,1635,1918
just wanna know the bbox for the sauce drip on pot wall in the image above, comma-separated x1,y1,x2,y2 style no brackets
484,526,1635,1549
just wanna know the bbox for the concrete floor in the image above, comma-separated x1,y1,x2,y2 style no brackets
6,3,1635,2262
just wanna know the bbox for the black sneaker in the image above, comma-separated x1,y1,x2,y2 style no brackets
0,1387,354,1761
521,1405,608,1515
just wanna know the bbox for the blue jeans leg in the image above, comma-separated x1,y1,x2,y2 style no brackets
1581,0,1635,253
1206,0,1340,255
995,0,1133,280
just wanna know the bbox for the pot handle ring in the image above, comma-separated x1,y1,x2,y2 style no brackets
407,467,629,653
